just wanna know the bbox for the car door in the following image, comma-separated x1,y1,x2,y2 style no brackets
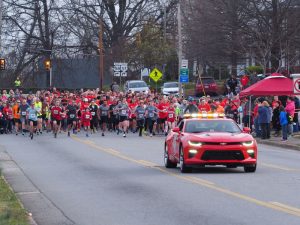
174,121,185,161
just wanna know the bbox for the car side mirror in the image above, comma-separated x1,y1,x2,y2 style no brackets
172,127,180,133
243,127,251,134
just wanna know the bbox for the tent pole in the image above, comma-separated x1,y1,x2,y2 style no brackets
249,96,252,129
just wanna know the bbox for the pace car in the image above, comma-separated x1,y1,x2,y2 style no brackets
164,113,257,173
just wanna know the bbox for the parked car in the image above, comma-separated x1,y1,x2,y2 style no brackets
195,77,218,96
124,80,150,94
161,82,179,95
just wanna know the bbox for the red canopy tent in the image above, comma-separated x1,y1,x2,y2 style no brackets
239,73,294,97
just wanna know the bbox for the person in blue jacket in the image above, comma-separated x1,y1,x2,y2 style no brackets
258,101,271,139
279,106,288,141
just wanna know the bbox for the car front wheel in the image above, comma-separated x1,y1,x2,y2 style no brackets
164,144,177,168
179,147,192,173
244,164,257,173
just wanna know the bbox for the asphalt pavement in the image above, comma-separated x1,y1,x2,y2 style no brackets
1,131,300,225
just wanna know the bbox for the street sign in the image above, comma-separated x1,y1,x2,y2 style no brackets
114,72,121,77
141,68,150,77
181,59,188,69
292,74,300,94
180,68,189,83
114,62,128,77
149,68,163,82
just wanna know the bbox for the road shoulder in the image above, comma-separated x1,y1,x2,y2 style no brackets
0,146,74,225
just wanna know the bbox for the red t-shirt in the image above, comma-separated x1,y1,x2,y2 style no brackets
167,108,176,122
81,112,92,122
3,107,13,119
198,103,211,112
157,103,169,119
51,106,62,120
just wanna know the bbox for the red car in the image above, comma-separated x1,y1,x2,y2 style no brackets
164,114,257,173
195,77,218,97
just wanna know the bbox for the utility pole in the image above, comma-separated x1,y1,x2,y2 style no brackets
0,0,3,53
163,4,167,79
99,19,104,91
177,1,183,97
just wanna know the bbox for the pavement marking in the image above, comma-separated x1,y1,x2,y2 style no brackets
261,163,298,171
270,202,300,214
72,136,300,218
138,160,158,167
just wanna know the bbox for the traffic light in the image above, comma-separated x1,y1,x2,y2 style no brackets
0,58,5,70
44,59,51,71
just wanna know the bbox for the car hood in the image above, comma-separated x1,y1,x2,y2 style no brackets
186,132,253,142
163,87,179,92
129,87,149,92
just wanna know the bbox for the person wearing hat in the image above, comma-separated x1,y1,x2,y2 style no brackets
184,98,199,114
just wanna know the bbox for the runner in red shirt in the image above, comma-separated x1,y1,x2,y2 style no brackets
81,108,92,137
166,104,176,134
157,98,169,135
51,100,62,138
3,103,13,133
129,99,138,132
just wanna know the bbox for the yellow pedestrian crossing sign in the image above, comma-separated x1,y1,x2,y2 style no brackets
149,68,163,82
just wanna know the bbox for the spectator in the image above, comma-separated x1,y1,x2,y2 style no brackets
226,75,238,95
279,106,288,141
240,74,249,90
272,101,281,136
285,96,295,135
258,101,270,139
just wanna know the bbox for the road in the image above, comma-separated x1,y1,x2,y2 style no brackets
1,132,300,225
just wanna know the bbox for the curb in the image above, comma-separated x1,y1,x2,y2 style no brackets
256,139,300,151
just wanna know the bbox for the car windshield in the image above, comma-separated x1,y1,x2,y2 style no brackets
198,78,214,84
184,120,241,133
164,83,178,88
129,82,147,88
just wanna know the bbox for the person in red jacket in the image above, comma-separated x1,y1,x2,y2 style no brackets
81,108,92,137
240,74,249,90
198,99,211,112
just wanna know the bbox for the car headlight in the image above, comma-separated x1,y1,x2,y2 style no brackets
242,141,254,147
188,141,202,147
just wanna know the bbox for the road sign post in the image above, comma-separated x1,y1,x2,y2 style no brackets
292,74,300,94
114,62,128,86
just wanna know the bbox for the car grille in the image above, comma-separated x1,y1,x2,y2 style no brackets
201,150,244,161
203,142,241,146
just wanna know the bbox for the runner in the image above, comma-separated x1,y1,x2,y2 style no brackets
116,99,129,137
19,99,29,135
166,103,176,134
34,98,43,134
12,99,21,135
66,100,78,136
99,100,110,136
135,100,146,137
81,107,92,137
26,102,38,140
145,100,158,137
157,98,169,135
51,100,62,138
89,100,99,133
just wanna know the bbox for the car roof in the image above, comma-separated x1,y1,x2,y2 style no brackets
127,80,146,83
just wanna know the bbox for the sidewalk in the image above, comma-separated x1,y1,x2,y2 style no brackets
256,134,300,151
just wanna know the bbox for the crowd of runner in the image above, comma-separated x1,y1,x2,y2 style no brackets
0,88,299,141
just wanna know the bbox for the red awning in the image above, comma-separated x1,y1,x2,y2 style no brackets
239,73,294,97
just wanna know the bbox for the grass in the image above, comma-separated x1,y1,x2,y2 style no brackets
0,172,30,225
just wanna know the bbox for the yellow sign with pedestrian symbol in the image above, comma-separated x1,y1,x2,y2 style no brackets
149,68,163,82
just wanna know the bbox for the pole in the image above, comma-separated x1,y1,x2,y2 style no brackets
99,19,104,91
0,0,3,53
177,1,182,97
50,67,52,87
163,4,167,79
